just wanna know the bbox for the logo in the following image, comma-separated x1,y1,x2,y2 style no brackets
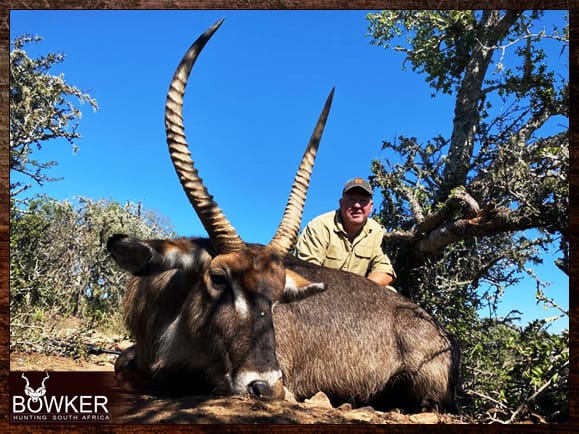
22,372,50,403
11,372,113,423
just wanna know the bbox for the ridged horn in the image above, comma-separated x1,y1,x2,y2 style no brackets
268,87,335,255
165,19,245,253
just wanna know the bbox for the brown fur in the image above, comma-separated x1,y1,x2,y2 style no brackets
108,236,459,412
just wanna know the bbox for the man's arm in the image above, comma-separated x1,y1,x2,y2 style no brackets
367,223,397,288
367,271,394,287
294,222,327,266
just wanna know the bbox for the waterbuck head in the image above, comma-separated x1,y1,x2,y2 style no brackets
108,19,334,399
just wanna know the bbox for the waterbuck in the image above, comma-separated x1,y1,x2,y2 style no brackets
108,19,460,413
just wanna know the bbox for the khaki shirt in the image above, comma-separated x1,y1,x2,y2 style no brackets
294,210,396,279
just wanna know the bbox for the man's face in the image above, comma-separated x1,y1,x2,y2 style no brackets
339,189,373,228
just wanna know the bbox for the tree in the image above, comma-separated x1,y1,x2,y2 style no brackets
10,35,98,198
366,10,568,422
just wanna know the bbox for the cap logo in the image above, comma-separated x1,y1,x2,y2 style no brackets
342,178,372,196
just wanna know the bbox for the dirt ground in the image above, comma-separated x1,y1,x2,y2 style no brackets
10,350,467,424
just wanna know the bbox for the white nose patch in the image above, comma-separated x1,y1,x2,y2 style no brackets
231,369,283,394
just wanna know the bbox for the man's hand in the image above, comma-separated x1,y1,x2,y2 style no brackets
367,271,394,288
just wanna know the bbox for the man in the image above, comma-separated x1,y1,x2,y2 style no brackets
294,178,396,288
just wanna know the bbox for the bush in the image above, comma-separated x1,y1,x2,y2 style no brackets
10,196,175,352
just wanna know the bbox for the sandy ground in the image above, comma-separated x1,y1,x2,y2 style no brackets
10,350,466,424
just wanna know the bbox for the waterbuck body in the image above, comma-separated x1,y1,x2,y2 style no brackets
279,254,459,411
109,235,459,412
107,19,460,413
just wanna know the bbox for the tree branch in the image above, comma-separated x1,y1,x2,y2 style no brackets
415,204,539,257
416,188,480,234
383,195,551,260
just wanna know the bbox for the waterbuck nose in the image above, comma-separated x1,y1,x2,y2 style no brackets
247,379,284,399
248,380,273,397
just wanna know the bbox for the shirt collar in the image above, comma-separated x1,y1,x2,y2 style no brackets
333,210,372,238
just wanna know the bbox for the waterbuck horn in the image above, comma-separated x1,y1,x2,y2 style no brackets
268,87,335,255
166,19,334,255
165,18,245,253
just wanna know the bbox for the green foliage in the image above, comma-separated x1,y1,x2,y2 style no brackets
397,234,568,423
366,10,568,422
10,196,175,351
10,35,98,196
459,319,568,422
367,10,480,94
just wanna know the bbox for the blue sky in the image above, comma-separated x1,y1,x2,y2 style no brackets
10,10,568,333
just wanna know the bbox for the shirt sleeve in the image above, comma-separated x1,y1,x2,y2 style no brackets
294,220,328,266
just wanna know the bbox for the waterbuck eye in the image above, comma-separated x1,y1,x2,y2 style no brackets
209,270,229,290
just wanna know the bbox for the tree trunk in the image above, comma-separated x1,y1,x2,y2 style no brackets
438,11,523,202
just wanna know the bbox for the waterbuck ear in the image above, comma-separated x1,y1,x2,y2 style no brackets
107,234,154,275
280,269,326,303
107,234,212,276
